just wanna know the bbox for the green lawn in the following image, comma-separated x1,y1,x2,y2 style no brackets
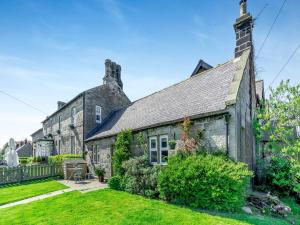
0,189,298,225
0,179,68,205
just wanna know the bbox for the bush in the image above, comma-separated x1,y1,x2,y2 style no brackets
266,156,297,196
108,176,124,190
113,129,132,176
95,165,106,177
122,155,161,199
28,156,43,163
48,154,81,164
158,153,253,211
19,158,28,165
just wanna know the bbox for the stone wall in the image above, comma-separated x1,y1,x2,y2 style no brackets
84,84,131,137
86,114,228,178
43,95,84,155
233,59,256,169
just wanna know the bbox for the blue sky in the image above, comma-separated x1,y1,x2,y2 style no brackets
0,0,299,146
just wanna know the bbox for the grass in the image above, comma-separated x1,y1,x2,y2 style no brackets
0,189,298,225
0,179,67,205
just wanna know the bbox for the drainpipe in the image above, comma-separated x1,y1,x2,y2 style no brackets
224,114,231,156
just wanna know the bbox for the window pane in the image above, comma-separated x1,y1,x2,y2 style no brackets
161,137,168,148
161,150,168,163
151,139,156,149
97,146,100,163
150,151,157,163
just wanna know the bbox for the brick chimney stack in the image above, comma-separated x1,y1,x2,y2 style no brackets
234,0,254,58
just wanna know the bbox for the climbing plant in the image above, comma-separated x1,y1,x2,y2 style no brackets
113,129,132,176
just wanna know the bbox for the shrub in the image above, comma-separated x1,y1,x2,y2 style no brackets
108,176,124,190
48,154,81,164
19,158,28,165
122,155,161,199
158,153,253,211
266,156,297,196
95,165,106,177
113,129,132,176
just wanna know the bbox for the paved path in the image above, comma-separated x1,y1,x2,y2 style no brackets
0,179,107,209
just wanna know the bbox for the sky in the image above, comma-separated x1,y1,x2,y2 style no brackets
0,0,299,147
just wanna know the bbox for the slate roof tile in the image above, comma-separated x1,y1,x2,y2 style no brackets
87,57,242,141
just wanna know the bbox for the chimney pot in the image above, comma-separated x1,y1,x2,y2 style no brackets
240,0,247,16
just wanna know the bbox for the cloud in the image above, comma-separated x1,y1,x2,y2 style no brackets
0,54,82,91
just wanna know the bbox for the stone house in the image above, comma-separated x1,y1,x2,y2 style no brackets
35,59,130,157
85,0,260,178
31,128,53,157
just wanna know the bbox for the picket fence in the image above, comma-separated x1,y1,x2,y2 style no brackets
0,164,63,185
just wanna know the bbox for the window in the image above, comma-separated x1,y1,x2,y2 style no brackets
97,146,100,163
296,126,300,137
71,107,76,125
71,136,75,154
93,146,97,163
96,105,102,123
160,135,169,164
149,137,158,163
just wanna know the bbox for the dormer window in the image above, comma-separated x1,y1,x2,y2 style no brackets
71,107,76,125
96,105,102,124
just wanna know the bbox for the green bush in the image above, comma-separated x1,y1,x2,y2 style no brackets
113,129,132,176
266,156,297,196
108,176,124,190
19,158,28,165
48,154,81,164
158,153,253,211
95,165,106,177
122,155,161,199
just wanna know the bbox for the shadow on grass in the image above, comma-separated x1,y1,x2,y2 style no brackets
107,189,293,225
0,177,61,189
168,200,294,225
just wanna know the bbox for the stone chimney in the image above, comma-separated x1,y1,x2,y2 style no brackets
103,59,123,89
57,101,66,110
234,0,253,58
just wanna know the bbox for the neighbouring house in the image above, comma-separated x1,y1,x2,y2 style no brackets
31,128,53,157
16,140,33,157
85,0,260,177
33,59,131,158
255,80,265,108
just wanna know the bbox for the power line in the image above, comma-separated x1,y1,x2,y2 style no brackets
255,0,287,59
270,44,300,86
0,89,48,115
255,4,268,21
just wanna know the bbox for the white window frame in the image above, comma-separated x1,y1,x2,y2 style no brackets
160,135,169,164
93,146,97,163
97,145,100,163
149,136,158,164
71,107,76,125
95,105,102,124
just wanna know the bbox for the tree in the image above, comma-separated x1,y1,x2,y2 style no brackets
257,80,300,160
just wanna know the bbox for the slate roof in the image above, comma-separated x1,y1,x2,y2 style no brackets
87,57,243,141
